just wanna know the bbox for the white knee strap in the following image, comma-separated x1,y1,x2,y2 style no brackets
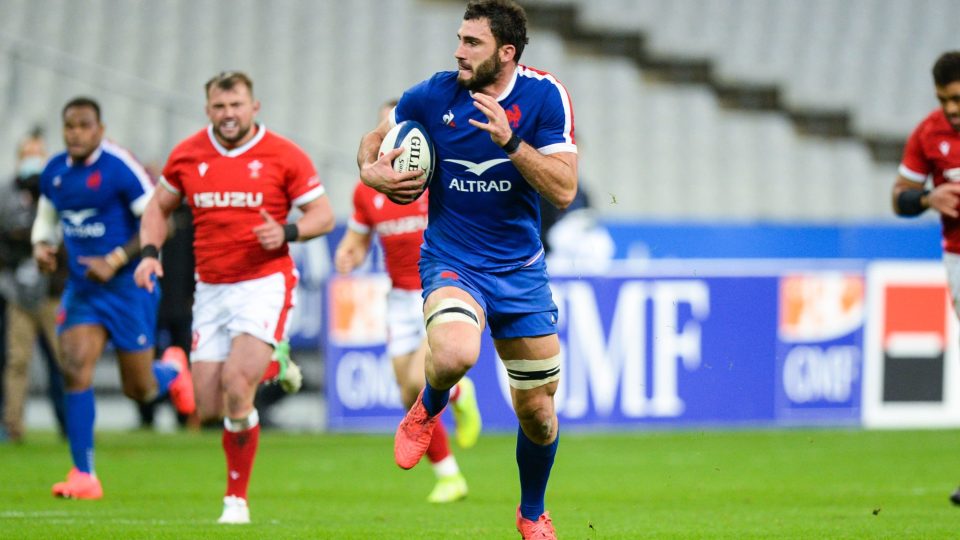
502,355,561,389
224,409,259,432
424,298,481,330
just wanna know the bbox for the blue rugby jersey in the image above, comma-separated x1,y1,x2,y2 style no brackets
394,65,576,272
39,140,153,291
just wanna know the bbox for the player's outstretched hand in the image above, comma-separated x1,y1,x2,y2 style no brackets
360,147,427,202
929,182,960,218
468,92,512,147
77,255,116,284
33,242,58,273
253,209,287,251
134,257,163,292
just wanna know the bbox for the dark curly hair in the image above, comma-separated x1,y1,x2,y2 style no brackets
933,51,960,87
464,0,529,62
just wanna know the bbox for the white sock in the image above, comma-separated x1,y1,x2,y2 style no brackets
432,455,460,478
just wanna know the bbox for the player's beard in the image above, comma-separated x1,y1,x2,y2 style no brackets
214,120,252,146
458,51,502,92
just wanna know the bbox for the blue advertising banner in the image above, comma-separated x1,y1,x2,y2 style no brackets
773,273,864,425
325,263,866,432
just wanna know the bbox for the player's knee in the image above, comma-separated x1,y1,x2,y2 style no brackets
59,355,91,388
428,338,478,380
517,406,556,444
426,352,475,389
121,379,155,402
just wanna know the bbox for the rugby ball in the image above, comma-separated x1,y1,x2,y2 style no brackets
378,120,435,204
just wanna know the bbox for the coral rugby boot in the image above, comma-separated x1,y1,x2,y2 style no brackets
162,346,196,415
394,390,442,470
52,468,103,500
516,506,557,540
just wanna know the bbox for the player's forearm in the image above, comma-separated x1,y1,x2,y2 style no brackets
357,131,384,172
139,199,170,251
289,198,335,242
104,234,142,270
335,230,372,272
31,195,60,245
511,146,578,209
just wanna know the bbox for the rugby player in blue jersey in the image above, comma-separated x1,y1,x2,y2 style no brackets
31,97,194,499
358,1,577,537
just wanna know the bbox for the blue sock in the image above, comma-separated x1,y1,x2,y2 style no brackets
65,389,96,474
516,426,559,521
420,379,449,417
151,360,178,399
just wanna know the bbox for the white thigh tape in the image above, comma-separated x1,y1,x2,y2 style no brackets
424,298,481,330
502,355,561,389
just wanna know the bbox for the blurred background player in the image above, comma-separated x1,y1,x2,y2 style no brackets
133,167,301,433
890,50,960,506
31,97,195,499
357,1,576,537
0,127,67,442
335,100,482,503
135,71,333,524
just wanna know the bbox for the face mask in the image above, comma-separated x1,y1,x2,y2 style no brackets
17,156,45,179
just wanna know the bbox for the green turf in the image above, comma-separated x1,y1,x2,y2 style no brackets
2,428,960,538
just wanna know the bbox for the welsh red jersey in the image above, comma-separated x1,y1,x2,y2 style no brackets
160,125,325,283
900,109,960,254
349,181,428,290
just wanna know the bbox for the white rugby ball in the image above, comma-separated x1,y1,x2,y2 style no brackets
378,120,435,204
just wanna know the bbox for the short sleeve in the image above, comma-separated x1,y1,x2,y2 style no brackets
394,76,433,126
349,182,373,234
112,153,155,217
532,77,577,156
285,143,326,208
160,150,184,195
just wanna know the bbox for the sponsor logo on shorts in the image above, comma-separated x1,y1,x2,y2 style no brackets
440,270,459,280
191,330,200,352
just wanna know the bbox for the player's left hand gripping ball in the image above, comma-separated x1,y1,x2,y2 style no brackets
378,121,435,204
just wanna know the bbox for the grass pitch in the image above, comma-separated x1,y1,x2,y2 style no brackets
2,428,960,539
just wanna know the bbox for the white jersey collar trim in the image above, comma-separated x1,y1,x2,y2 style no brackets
66,142,103,167
468,66,520,103
207,123,266,157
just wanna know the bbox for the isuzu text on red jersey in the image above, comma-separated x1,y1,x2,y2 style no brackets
160,125,325,283
348,181,428,291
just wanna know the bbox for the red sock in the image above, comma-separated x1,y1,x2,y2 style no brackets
449,383,461,403
260,361,279,382
426,420,451,464
222,424,260,500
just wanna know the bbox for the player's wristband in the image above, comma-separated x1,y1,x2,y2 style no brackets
283,223,299,243
140,244,160,259
896,189,929,216
105,246,129,270
502,133,522,155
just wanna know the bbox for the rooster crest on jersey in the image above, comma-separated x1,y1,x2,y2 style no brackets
378,120,434,205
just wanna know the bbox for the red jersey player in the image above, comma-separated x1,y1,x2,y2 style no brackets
334,101,482,504
891,51,960,506
134,71,334,524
